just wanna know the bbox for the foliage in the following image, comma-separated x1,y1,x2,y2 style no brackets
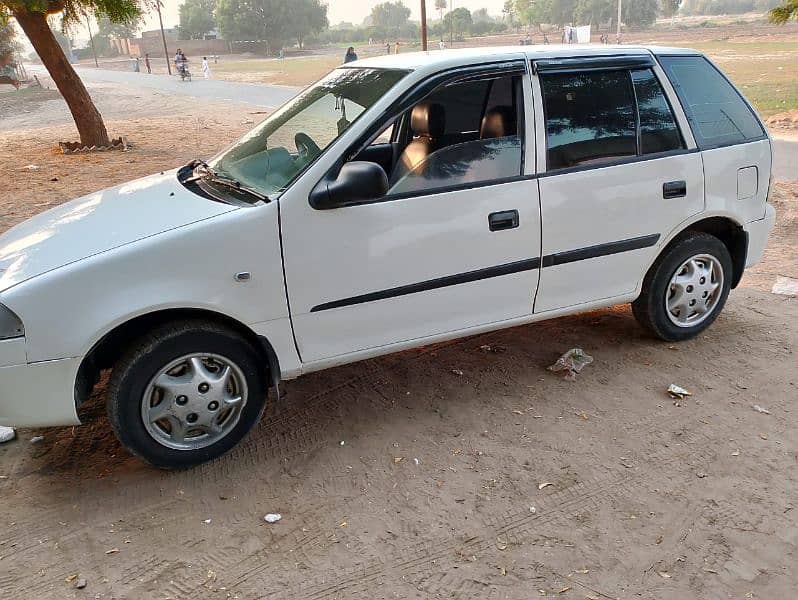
1,0,140,27
769,0,798,21
370,1,411,34
0,18,17,54
178,0,215,40
217,0,327,51
286,0,327,48
443,6,472,36
682,0,782,14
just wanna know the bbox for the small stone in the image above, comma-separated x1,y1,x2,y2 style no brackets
29,435,44,444
75,577,87,589
264,513,282,523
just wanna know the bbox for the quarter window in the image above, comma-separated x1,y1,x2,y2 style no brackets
658,55,764,149
541,70,637,170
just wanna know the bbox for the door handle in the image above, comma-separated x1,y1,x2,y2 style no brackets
488,210,519,231
663,180,687,199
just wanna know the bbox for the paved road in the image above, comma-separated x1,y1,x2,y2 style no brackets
772,138,798,181
29,64,300,109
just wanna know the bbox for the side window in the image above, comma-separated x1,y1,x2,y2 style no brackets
658,55,764,149
541,70,637,170
388,74,524,196
426,79,491,141
631,69,684,155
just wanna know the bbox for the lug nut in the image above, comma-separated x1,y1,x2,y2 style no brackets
176,395,188,405
689,299,696,306
686,285,694,292
699,277,706,284
187,413,198,423
198,383,210,393
208,401,219,411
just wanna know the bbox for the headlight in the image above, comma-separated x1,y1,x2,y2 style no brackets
0,303,24,340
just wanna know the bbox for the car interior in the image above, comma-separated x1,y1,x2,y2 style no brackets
352,74,525,195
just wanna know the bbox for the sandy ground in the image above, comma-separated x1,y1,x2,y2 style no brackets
1,76,797,600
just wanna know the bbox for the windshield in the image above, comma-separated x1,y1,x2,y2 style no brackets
209,67,407,197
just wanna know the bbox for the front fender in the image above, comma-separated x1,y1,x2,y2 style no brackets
3,203,288,363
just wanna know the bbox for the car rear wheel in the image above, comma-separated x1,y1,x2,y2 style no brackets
632,232,733,342
107,320,268,468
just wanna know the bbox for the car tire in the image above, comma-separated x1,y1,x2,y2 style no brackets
632,232,733,342
107,320,268,469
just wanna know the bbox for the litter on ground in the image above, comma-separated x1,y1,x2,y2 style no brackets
548,348,594,380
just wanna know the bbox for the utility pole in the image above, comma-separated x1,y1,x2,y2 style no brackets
85,14,99,68
155,0,172,75
616,0,622,42
420,0,428,50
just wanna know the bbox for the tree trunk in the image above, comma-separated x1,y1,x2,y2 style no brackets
14,9,110,147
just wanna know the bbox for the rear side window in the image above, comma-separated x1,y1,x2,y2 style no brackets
658,55,764,149
541,70,637,170
631,69,684,155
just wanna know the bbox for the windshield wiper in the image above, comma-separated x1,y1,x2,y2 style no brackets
188,162,269,202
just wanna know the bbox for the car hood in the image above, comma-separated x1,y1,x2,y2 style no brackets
0,170,237,292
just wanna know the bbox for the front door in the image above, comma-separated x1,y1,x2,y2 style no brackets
531,59,705,312
280,66,542,363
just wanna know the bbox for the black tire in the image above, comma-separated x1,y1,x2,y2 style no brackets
107,320,268,469
632,232,733,342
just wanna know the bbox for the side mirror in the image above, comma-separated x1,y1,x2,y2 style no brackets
309,161,389,210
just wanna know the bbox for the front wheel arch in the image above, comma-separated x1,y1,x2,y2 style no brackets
75,308,279,412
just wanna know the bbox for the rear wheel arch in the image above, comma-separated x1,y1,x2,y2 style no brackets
75,308,279,412
652,216,747,291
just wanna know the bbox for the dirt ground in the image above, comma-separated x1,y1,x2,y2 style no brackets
1,61,797,599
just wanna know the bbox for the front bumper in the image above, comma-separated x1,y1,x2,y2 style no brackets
0,340,80,427
744,203,776,268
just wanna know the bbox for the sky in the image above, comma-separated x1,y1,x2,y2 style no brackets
139,0,508,33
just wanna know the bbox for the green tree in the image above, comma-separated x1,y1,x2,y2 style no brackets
216,0,291,52
2,0,141,146
769,0,798,22
286,0,327,48
370,1,410,36
443,6,471,36
178,0,215,39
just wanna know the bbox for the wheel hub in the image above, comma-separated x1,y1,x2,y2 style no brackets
141,353,248,451
665,253,724,328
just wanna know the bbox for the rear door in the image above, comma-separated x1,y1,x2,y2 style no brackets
532,56,705,312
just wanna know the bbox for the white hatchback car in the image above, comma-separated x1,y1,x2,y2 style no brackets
0,46,775,467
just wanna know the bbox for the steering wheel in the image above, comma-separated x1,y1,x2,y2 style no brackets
295,132,321,161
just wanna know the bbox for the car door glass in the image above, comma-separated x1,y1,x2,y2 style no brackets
631,69,684,155
389,137,522,196
541,70,637,170
658,55,764,149
387,75,523,196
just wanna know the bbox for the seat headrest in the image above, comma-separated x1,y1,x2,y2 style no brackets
480,106,517,139
410,102,445,138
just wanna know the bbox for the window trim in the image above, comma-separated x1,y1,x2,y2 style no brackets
539,66,689,175
654,53,767,151
309,60,531,210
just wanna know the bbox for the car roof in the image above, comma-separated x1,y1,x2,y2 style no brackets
351,44,700,72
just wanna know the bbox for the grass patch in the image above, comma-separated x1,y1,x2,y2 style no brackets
667,39,798,117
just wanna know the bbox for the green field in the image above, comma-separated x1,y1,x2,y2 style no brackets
672,39,798,117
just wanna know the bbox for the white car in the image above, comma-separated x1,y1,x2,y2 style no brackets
0,46,775,467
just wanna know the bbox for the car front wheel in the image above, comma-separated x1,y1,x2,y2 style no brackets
107,320,268,468
632,232,733,342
